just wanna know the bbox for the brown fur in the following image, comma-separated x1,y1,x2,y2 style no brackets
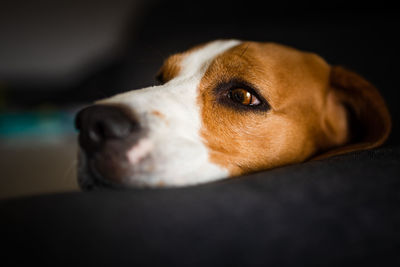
157,54,183,83
312,66,391,159
158,41,391,177
196,42,391,176
151,110,165,118
156,43,209,83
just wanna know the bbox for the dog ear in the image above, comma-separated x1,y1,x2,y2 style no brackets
314,66,391,160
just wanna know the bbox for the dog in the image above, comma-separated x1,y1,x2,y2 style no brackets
75,40,391,189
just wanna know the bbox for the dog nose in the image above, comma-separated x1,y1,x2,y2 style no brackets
75,105,140,153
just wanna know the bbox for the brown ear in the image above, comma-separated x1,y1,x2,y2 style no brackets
314,66,392,160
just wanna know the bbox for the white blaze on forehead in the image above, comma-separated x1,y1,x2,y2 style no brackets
97,40,241,187
179,40,242,78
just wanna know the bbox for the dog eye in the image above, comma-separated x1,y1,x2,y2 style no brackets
229,88,261,106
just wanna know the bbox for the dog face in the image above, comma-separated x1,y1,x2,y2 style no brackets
75,40,391,189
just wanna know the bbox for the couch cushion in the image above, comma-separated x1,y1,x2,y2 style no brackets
1,145,399,265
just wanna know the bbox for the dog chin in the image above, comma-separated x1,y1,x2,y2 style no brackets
77,149,127,190
77,154,115,191
77,149,165,190
77,140,229,189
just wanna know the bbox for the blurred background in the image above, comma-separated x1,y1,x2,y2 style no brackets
1,0,399,199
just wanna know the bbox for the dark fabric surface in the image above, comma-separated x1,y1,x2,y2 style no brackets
1,145,399,266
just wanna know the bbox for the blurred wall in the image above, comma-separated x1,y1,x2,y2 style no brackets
0,0,151,87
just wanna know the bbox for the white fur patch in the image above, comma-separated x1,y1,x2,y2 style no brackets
97,40,241,186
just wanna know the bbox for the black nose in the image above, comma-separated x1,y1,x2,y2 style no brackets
75,105,140,153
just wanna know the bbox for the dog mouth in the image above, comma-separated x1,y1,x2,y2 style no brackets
77,151,118,191
78,164,118,191
77,137,155,191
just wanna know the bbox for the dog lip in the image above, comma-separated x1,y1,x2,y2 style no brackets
78,154,126,191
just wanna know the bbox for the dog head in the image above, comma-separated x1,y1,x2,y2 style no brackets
75,40,391,189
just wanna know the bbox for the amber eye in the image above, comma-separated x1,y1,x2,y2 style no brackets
229,88,261,106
